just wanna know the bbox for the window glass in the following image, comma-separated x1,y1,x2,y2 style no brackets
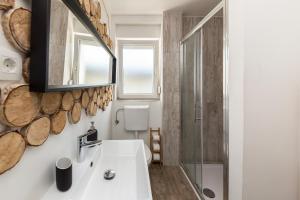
122,46,154,94
79,42,110,84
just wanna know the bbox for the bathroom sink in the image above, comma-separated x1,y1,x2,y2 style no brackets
42,140,152,200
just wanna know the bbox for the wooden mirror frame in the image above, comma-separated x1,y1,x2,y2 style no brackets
30,0,116,92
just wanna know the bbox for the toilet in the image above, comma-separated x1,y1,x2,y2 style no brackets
124,105,152,166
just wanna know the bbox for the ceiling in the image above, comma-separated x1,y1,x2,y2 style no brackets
105,0,221,16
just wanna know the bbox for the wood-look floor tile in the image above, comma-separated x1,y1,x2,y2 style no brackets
149,164,198,200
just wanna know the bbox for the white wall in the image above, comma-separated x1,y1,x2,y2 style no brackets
227,0,245,199
228,0,300,199
0,1,113,200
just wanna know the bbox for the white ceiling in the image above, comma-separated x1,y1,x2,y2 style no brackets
105,0,221,16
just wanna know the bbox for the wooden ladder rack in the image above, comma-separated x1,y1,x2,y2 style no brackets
150,128,163,165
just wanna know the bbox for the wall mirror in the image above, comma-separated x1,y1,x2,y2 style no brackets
30,0,116,92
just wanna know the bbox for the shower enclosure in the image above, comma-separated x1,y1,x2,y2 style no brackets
180,2,227,200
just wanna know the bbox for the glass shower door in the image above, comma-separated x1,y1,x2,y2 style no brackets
181,34,197,183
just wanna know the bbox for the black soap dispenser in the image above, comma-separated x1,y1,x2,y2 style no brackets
87,121,98,141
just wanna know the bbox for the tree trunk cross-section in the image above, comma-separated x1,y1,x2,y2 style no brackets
81,91,90,109
20,116,50,146
0,132,26,174
22,57,30,83
69,102,81,124
0,0,15,10
62,92,74,111
51,111,67,135
72,90,82,100
0,85,40,127
1,8,31,53
41,92,62,115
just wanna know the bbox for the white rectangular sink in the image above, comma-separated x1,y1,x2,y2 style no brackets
42,140,152,200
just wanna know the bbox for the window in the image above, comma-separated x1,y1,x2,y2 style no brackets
118,40,160,99
73,35,111,85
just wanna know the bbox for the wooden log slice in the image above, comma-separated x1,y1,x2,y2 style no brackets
69,102,81,124
0,85,40,127
103,23,107,35
81,91,90,109
90,0,101,19
90,0,96,16
100,87,105,95
82,0,91,16
20,116,50,146
41,92,62,115
78,0,83,6
87,88,94,97
95,1,101,19
0,131,26,174
95,88,101,94
92,103,97,115
87,101,97,116
96,95,101,107
22,57,30,83
92,91,97,102
100,97,105,111
72,90,82,100
2,8,31,53
90,16,97,28
50,111,66,135
0,0,15,10
62,92,74,111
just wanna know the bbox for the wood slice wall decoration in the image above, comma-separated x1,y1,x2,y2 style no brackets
0,85,40,127
87,88,94,97
50,111,67,135
81,91,90,109
20,116,50,146
0,0,115,175
90,0,101,19
22,57,30,83
87,101,97,116
1,7,31,53
82,0,90,15
0,0,15,10
68,102,81,124
72,90,82,100
41,92,62,115
62,92,74,111
0,131,26,174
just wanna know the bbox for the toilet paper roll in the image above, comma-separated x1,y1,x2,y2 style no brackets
153,153,160,161
153,143,160,151
152,134,160,141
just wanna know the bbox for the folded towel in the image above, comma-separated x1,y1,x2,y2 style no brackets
152,134,160,141
153,153,160,161
153,143,160,151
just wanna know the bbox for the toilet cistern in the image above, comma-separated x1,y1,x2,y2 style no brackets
123,105,150,139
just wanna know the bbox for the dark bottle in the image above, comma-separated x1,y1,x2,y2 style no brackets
87,121,98,141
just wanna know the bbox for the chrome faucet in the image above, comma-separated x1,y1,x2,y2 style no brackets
77,130,102,163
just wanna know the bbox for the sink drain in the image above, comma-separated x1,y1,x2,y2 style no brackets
203,188,215,199
104,169,116,180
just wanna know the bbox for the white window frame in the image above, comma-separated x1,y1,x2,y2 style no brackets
117,39,160,100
